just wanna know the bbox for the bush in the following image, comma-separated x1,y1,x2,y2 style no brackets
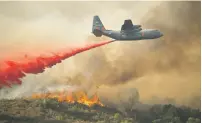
113,113,122,122
186,117,200,123
69,105,79,112
121,118,134,123
114,113,121,119
55,115,64,120
152,119,162,123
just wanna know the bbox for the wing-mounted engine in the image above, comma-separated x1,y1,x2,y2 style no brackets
133,25,142,32
133,25,141,28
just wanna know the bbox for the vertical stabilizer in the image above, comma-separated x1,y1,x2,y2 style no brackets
92,15,106,37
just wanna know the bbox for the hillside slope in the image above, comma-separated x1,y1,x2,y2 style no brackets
0,99,200,123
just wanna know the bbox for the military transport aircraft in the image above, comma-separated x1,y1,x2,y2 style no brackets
92,15,163,40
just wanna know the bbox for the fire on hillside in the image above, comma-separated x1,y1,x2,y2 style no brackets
30,90,104,107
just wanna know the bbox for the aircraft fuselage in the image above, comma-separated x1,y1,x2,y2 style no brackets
102,29,163,40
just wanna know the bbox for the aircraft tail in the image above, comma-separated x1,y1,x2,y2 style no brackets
92,15,106,37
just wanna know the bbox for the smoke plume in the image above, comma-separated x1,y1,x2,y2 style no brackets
69,1,201,109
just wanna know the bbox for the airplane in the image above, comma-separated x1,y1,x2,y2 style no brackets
92,15,163,41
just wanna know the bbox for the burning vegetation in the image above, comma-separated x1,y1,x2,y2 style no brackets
30,90,104,107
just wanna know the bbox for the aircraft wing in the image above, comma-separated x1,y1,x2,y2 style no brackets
121,19,141,31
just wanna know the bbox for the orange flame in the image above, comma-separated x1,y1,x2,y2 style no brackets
31,90,104,107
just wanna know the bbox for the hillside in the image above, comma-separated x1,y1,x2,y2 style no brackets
0,99,200,123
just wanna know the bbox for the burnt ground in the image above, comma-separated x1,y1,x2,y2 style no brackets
0,98,201,123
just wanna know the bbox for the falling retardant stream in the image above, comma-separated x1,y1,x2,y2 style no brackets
0,40,114,88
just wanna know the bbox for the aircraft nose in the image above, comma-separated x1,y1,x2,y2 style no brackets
157,30,163,37
160,32,163,37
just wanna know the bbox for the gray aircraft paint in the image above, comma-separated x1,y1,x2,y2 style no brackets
92,15,163,41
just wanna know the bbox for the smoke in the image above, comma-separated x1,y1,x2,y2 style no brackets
69,1,201,109
0,40,113,87
137,2,200,108
0,1,200,109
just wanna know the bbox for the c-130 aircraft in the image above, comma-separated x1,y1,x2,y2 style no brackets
92,15,163,41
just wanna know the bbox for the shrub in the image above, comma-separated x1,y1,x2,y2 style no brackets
55,115,64,120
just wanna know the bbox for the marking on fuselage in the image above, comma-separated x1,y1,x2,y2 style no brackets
141,32,144,36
